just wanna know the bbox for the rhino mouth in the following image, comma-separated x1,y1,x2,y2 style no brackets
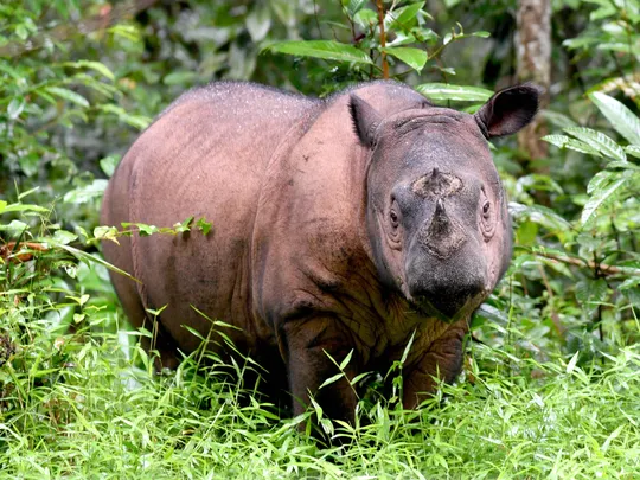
407,289,487,322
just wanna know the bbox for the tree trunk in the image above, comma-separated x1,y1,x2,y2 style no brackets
516,0,551,204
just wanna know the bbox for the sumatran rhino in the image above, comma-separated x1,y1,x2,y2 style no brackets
101,80,538,421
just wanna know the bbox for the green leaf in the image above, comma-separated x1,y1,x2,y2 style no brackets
415,83,493,102
509,203,571,233
98,104,150,130
411,26,438,43
53,230,78,245
94,226,119,243
382,47,429,72
387,2,425,32
246,3,271,42
387,32,417,47
65,60,115,80
163,71,199,85
0,219,29,235
540,110,578,129
7,97,25,120
196,217,213,236
626,145,640,159
566,352,579,373
619,277,640,291
516,221,539,246
575,278,608,304
45,87,89,107
318,373,345,390
262,40,373,64
0,202,49,214
339,349,353,371
353,8,377,27
63,179,108,205
16,24,28,40
100,154,120,177
344,0,367,17
564,127,627,162
542,134,603,157
121,223,158,237
590,91,640,146
581,170,629,225
173,216,193,233
602,425,625,454
597,43,636,53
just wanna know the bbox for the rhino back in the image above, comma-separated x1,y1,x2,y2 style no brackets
103,82,319,354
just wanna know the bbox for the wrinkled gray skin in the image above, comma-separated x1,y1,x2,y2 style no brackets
102,80,538,422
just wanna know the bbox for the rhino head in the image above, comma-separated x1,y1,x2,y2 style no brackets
350,85,538,319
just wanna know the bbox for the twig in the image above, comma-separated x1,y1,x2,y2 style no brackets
312,0,322,38
0,242,49,263
530,249,640,277
376,0,389,79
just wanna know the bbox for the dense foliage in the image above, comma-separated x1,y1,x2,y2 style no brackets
1,0,639,478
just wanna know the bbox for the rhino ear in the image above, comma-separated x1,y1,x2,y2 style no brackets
474,84,540,139
349,94,383,148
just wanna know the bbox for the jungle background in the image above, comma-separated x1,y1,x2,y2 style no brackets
1,0,639,478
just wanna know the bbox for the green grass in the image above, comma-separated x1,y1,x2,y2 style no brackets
1,321,639,479
1,240,638,479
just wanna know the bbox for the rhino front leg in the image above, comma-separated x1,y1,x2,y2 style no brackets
281,316,359,424
402,320,468,409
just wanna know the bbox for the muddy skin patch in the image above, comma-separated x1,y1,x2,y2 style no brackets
411,168,463,199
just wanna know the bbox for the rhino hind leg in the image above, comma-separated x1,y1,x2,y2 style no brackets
104,237,180,370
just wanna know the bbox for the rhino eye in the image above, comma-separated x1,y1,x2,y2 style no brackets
480,196,495,240
390,210,399,228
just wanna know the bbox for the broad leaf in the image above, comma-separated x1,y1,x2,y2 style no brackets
382,47,429,72
626,145,640,159
353,7,377,27
564,127,627,162
53,230,78,245
344,0,367,17
415,83,493,102
540,110,578,129
386,2,425,32
387,32,417,47
590,91,640,146
543,134,603,157
263,40,373,64
63,179,109,205
509,202,571,233
246,3,271,42
581,170,629,226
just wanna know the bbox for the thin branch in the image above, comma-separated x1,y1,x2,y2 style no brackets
530,249,640,278
0,242,49,263
376,0,389,79
312,0,322,38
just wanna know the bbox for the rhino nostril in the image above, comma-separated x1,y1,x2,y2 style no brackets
434,198,445,220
